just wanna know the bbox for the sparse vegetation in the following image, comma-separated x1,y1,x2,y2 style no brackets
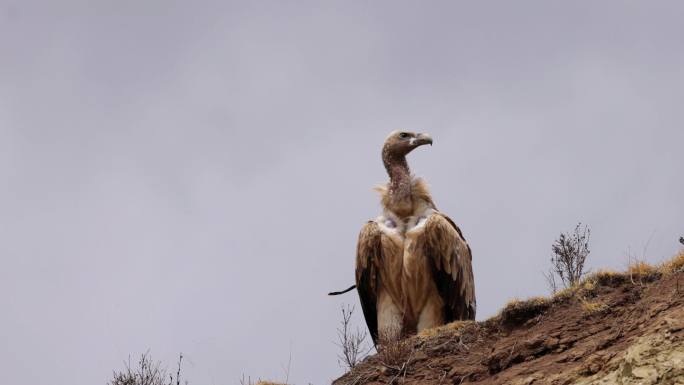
660,250,684,276
587,269,628,287
418,320,470,338
251,382,285,385
333,324,416,385
109,352,185,385
377,325,415,374
581,300,607,314
544,223,591,293
239,375,288,385
579,297,608,314
335,248,684,385
496,250,684,327
335,304,370,370
627,260,658,283
497,296,552,327
239,379,286,385
240,349,293,385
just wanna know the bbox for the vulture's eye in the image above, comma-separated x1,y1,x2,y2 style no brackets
399,132,409,139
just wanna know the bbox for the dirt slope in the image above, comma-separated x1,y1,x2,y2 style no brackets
334,262,684,385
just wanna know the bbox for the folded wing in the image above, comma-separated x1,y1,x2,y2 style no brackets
421,213,476,321
355,221,382,343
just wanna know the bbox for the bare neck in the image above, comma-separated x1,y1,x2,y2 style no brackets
383,154,412,209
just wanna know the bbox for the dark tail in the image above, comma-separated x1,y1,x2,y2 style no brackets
328,285,356,296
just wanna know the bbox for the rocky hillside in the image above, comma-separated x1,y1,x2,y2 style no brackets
334,252,684,385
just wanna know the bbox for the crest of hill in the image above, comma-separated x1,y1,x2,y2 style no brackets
334,250,684,385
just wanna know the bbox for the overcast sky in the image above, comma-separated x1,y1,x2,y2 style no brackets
1,1,683,384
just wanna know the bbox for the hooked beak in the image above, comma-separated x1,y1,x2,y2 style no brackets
413,133,433,147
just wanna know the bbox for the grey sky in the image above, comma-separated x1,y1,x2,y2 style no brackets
1,1,683,384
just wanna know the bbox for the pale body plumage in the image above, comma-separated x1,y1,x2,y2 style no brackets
374,180,441,331
356,132,475,343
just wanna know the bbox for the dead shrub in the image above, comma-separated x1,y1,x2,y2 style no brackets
109,352,184,385
544,223,591,293
335,304,370,370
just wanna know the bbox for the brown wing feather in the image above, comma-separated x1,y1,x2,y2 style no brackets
355,221,383,344
422,213,476,321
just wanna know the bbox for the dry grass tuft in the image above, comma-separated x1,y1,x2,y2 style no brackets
582,279,596,292
418,320,471,338
626,260,661,285
417,328,440,338
579,297,608,314
628,261,657,276
550,285,578,303
659,250,684,276
499,297,551,326
586,269,627,287
377,326,415,371
548,273,606,304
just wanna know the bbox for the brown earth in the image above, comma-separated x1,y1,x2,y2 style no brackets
334,260,684,385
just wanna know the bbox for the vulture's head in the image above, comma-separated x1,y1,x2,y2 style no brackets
382,130,433,159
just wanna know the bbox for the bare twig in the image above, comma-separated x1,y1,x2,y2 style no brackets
335,304,371,370
543,268,559,294
175,353,182,385
281,347,292,385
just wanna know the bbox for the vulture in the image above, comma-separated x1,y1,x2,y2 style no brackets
356,131,475,343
